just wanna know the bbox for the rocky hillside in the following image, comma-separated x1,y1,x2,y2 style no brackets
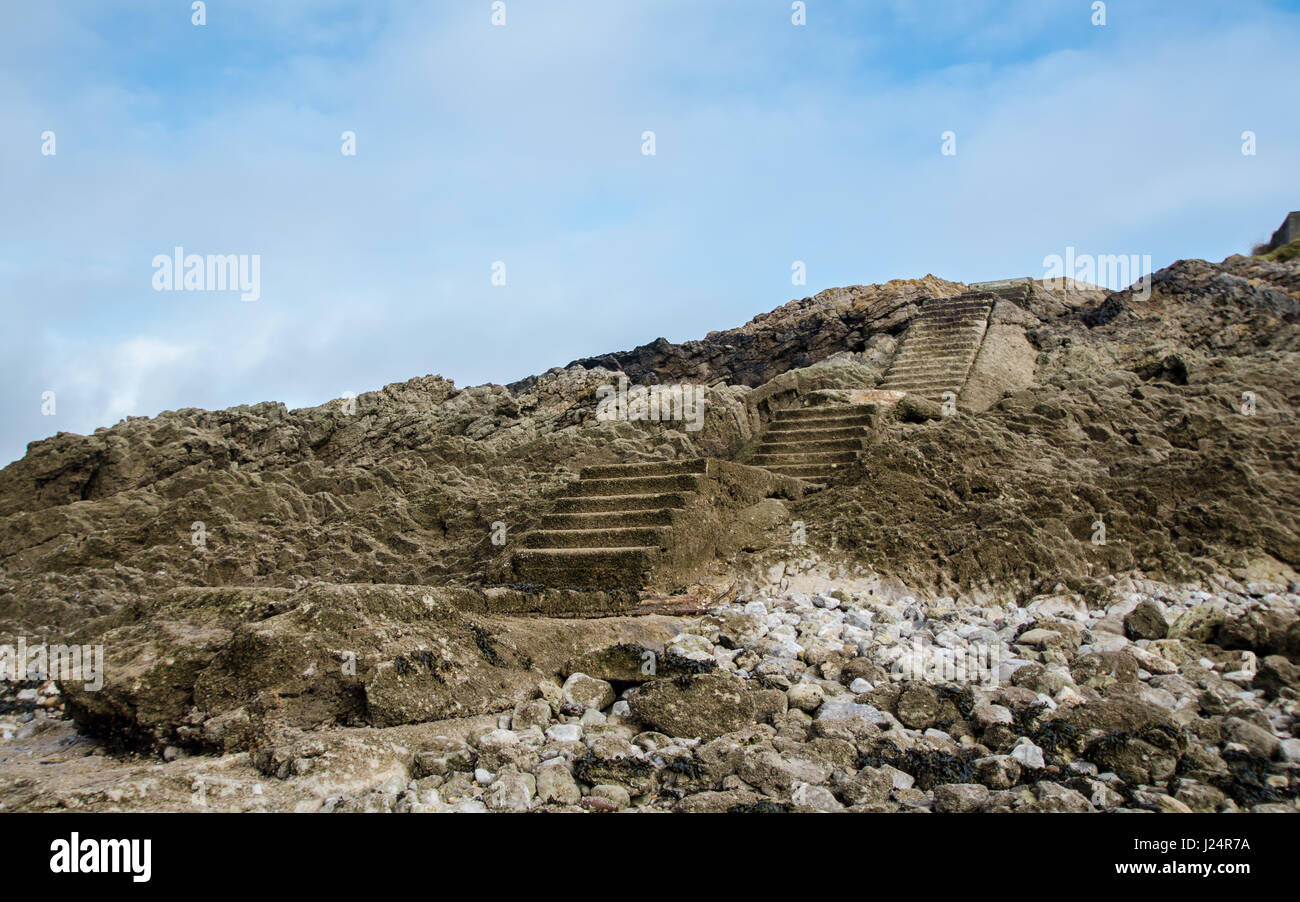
799,255,1300,596
1,258,1297,642
0,370,759,638
2,247,1299,814
546,274,1101,390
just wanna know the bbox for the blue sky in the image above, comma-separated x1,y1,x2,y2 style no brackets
2,0,1297,465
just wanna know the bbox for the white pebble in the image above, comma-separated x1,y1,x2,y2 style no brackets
1010,739,1045,770
545,723,582,743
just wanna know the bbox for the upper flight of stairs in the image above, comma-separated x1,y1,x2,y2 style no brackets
511,459,707,589
750,405,872,484
880,294,995,401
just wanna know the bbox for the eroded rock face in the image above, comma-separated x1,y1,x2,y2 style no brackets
59,584,685,752
7,258,1288,641
798,257,1300,597
959,315,1039,412
547,278,971,391
1125,600,1169,640
2,252,1299,805
0,369,758,637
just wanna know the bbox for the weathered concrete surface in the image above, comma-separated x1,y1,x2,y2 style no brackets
960,322,1039,411
1265,211,1300,252
880,294,995,401
60,583,689,750
508,459,810,593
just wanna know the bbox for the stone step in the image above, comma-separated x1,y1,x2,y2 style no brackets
891,348,981,362
878,297,993,401
883,373,966,386
763,425,867,442
883,375,967,391
884,370,967,383
894,342,983,355
918,302,991,313
918,308,991,319
765,414,871,432
565,473,704,497
911,326,987,337
893,349,977,362
885,390,950,401
579,458,708,479
903,323,987,339
889,349,981,365
913,331,979,343
887,359,980,377
771,405,876,423
511,547,656,587
523,526,670,549
891,349,980,363
880,383,962,395
750,403,873,484
905,335,985,347
752,450,859,466
907,318,987,331
906,320,987,334
551,492,691,514
914,304,991,316
761,463,846,480
913,310,991,323
921,300,993,312
757,437,864,453
911,317,987,330
539,509,676,530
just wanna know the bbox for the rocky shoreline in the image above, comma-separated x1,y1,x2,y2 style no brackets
1,252,1297,813
5,572,1295,813
364,576,1299,813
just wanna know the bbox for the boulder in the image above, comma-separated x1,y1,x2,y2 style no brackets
933,783,990,813
562,673,616,712
628,673,755,740
1124,600,1169,640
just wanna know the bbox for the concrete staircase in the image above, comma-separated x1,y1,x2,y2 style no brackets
749,405,872,484
880,294,995,401
511,459,707,589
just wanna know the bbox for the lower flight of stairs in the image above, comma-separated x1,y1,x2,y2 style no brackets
749,405,872,484
880,294,995,401
511,459,707,589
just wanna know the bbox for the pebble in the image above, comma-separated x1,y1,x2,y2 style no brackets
588,784,630,810
1010,739,1046,770
562,673,616,711
545,723,582,743
787,683,824,713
